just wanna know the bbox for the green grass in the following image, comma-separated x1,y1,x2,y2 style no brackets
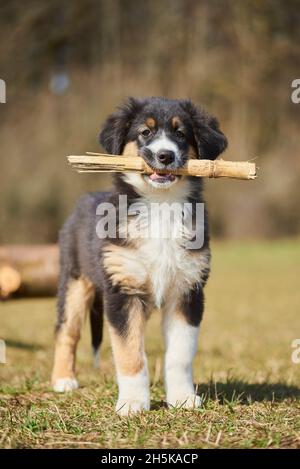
0,239,300,448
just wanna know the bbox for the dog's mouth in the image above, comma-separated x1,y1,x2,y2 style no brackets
143,171,180,188
149,172,176,183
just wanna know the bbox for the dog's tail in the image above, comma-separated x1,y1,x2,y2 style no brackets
89,290,104,368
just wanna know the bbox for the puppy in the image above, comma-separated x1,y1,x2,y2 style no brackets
51,97,227,415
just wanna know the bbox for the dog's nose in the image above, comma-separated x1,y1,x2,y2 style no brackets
157,150,175,165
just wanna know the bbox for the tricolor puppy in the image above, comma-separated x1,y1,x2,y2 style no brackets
51,97,227,415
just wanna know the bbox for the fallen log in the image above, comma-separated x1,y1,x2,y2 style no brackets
0,265,21,298
67,153,257,180
0,245,59,298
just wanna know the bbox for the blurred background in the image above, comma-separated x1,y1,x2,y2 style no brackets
0,0,300,243
1,2,300,449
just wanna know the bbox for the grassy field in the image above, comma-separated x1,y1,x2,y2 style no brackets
0,239,300,449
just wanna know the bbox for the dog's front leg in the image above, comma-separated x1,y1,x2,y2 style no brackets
163,287,204,409
106,294,149,416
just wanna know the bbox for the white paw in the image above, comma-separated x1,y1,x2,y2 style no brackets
116,398,150,416
53,377,79,393
167,393,201,409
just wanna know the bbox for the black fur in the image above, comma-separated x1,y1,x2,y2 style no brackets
179,100,227,160
90,289,104,358
181,284,205,327
99,98,145,154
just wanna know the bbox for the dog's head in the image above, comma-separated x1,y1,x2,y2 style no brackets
99,97,227,190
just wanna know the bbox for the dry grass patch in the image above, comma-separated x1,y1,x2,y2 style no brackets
1,240,300,448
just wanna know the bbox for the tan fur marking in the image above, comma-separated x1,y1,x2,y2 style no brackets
174,308,189,322
172,116,181,129
122,141,139,157
103,243,148,295
188,144,198,159
109,297,145,375
146,117,156,129
51,276,95,383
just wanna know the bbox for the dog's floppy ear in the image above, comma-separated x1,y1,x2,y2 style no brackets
180,100,227,160
99,97,144,155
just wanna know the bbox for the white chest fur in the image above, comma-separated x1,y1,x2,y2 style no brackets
126,195,210,308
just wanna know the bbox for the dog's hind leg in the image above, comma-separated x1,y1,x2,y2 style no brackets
90,290,104,368
52,275,95,392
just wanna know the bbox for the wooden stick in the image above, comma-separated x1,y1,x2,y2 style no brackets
67,153,257,180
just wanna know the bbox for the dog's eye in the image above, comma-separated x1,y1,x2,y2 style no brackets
175,130,185,139
141,129,151,137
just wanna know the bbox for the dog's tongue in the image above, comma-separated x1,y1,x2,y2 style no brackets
149,172,175,182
